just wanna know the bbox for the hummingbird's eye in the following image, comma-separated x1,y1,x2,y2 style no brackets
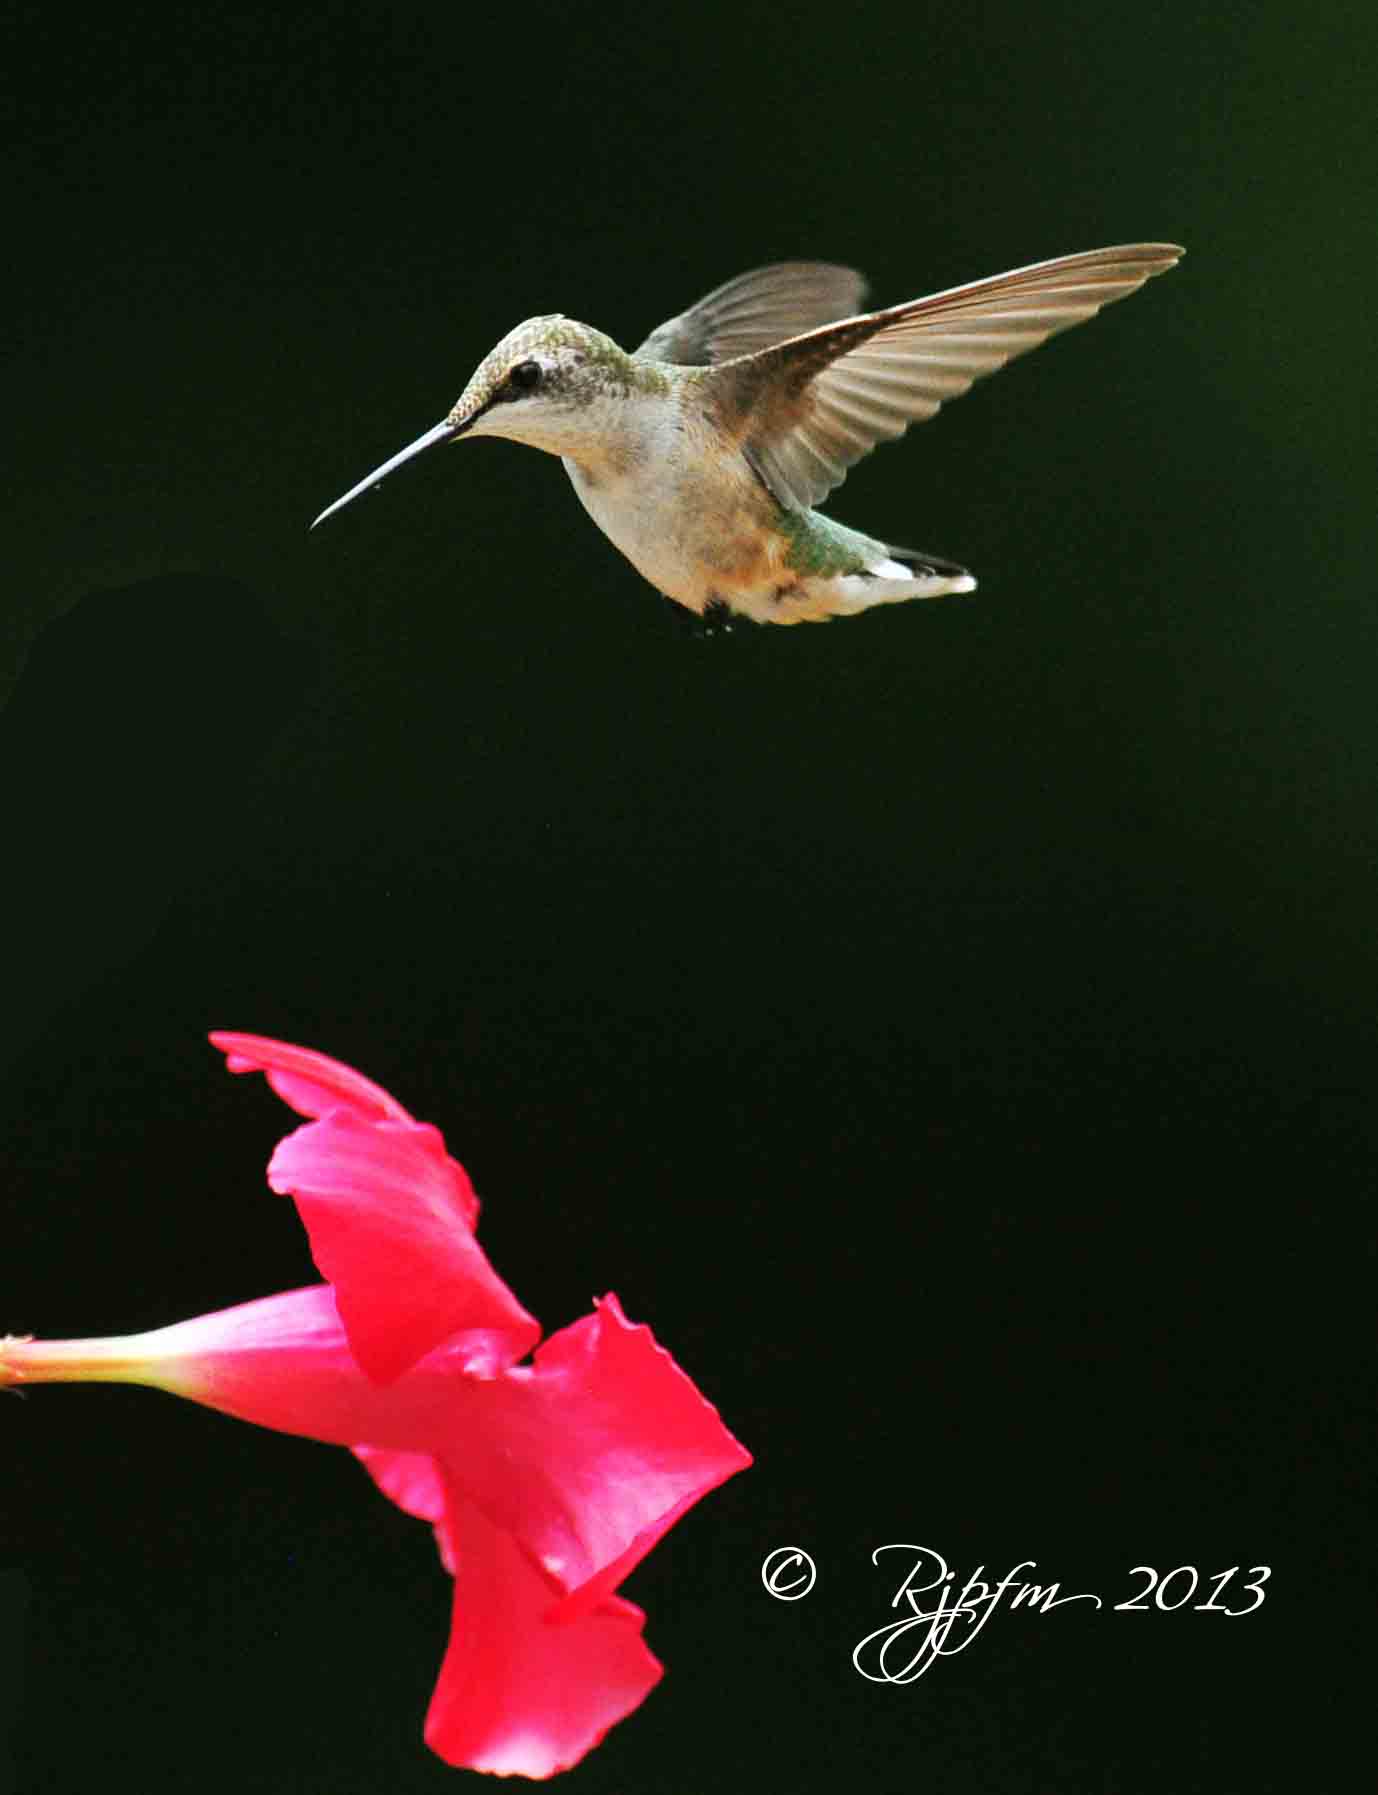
508,360,542,393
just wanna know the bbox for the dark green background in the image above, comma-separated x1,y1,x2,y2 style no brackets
3,5,1373,1790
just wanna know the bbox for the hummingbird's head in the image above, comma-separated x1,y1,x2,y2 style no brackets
446,315,634,458
310,316,641,530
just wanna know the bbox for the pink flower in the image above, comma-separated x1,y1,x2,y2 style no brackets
3,1034,751,1778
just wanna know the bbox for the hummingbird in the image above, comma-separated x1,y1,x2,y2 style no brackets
312,243,1183,626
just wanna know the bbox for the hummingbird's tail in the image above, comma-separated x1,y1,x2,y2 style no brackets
884,542,976,586
819,540,976,614
806,547,973,619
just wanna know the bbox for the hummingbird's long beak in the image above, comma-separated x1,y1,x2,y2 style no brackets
310,419,459,529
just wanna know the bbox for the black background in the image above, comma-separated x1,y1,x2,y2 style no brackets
3,5,1374,1791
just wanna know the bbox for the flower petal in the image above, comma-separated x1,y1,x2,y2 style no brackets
424,1481,662,1778
352,1444,447,1524
268,1111,536,1382
352,1445,457,1571
432,1294,752,1607
210,1031,414,1124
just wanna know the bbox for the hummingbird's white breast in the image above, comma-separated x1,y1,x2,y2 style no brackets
561,380,787,616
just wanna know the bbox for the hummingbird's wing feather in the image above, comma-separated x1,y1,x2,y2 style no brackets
634,263,868,366
717,244,1184,511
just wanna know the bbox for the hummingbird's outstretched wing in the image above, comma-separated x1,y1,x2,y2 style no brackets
709,244,1184,512
634,263,868,366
